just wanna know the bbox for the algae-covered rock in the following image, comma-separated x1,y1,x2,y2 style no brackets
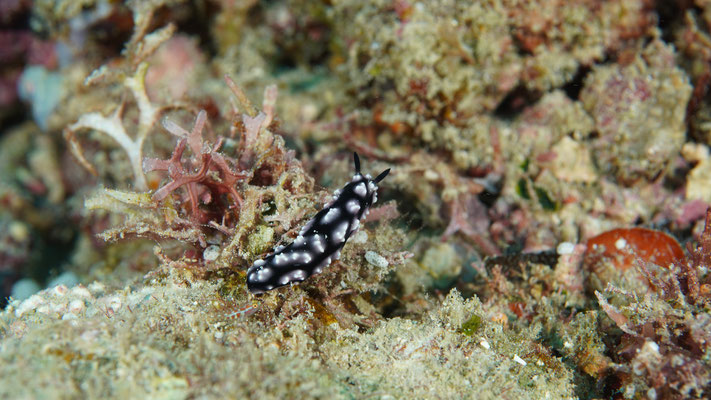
581,39,692,184
322,290,575,399
0,279,575,399
332,0,654,170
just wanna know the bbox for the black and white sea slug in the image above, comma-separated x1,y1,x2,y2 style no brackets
246,153,390,294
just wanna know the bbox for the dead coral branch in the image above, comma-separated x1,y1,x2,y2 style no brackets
64,64,159,190
64,19,178,190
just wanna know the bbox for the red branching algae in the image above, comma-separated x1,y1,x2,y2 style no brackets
144,110,247,223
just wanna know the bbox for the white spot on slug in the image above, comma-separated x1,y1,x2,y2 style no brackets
354,182,367,197
274,253,288,265
298,252,312,264
251,267,272,283
287,269,307,281
332,221,349,244
311,234,326,253
346,200,361,214
322,208,340,224
293,235,306,247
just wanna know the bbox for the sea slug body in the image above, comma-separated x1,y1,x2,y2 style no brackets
246,153,390,294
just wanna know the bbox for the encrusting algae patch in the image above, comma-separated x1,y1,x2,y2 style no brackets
1,1,711,399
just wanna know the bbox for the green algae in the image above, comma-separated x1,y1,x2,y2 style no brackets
458,314,483,336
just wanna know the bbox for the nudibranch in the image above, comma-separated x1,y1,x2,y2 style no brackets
246,153,390,294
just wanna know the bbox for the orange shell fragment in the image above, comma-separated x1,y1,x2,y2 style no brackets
585,227,685,270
